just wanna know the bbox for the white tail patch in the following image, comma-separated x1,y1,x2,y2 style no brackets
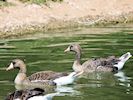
14,99,21,100
53,72,77,86
119,52,132,62
114,52,132,70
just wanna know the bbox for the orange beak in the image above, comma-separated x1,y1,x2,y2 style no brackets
64,47,70,52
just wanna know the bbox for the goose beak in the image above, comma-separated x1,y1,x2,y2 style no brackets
6,63,14,71
64,47,70,52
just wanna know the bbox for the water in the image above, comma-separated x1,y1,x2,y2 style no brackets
0,24,133,100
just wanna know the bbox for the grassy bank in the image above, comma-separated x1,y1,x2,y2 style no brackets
1,14,133,39
0,0,133,38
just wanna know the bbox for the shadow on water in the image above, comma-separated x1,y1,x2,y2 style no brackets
0,23,133,99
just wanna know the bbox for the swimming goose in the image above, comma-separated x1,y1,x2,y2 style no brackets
6,59,66,85
64,44,132,73
5,88,44,100
6,88,61,100
5,88,59,100
6,59,80,86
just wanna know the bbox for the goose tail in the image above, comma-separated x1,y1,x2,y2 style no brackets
119,52,132,62
114,52,132,70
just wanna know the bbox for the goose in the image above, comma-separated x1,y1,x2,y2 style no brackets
5,88,59,100
6,59,81,86
5,88,44,100
64,44,132,73
6,59,57,86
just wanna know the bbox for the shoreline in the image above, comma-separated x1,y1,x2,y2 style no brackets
0,0,133,38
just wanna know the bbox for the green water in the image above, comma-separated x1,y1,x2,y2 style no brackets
0,24,133,100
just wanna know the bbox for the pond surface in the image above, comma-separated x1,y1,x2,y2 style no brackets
0,24,133,100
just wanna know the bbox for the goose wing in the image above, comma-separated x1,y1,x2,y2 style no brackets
82,56,120,72
99,56,120,67
82,59,100,72
28,71,68,81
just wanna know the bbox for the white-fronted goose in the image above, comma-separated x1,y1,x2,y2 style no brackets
6,88,61,100
6,59,56,86
6,59,81,86
5,88,44,100
64,44,132,73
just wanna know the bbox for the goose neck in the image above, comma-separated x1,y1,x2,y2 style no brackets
74,51,81,65
15,72,27,84
19,65,27,73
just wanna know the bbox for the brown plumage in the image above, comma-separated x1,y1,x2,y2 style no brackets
6,59,68,86
64,44,132,73
28,71,68,81
5,88,44,100
81,56,119,72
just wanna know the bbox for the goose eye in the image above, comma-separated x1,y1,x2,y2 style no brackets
70,45,73,49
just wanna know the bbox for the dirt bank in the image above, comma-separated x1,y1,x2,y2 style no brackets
0,0,133,38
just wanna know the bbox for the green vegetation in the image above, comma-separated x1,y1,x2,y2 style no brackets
0,1,13,7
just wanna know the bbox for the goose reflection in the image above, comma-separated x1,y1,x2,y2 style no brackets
74,71,132,88
114,71,131,87
76,72,116,88
55,85,81,96
114,71,131,94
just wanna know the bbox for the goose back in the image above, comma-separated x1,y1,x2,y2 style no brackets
28,71,68,81
5,88,44,100
82,56,120,72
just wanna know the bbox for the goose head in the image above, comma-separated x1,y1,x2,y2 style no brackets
64,44,82,72
64,44,82,54
6,59,26,73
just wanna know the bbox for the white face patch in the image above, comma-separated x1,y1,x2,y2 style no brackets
6,63,14,71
